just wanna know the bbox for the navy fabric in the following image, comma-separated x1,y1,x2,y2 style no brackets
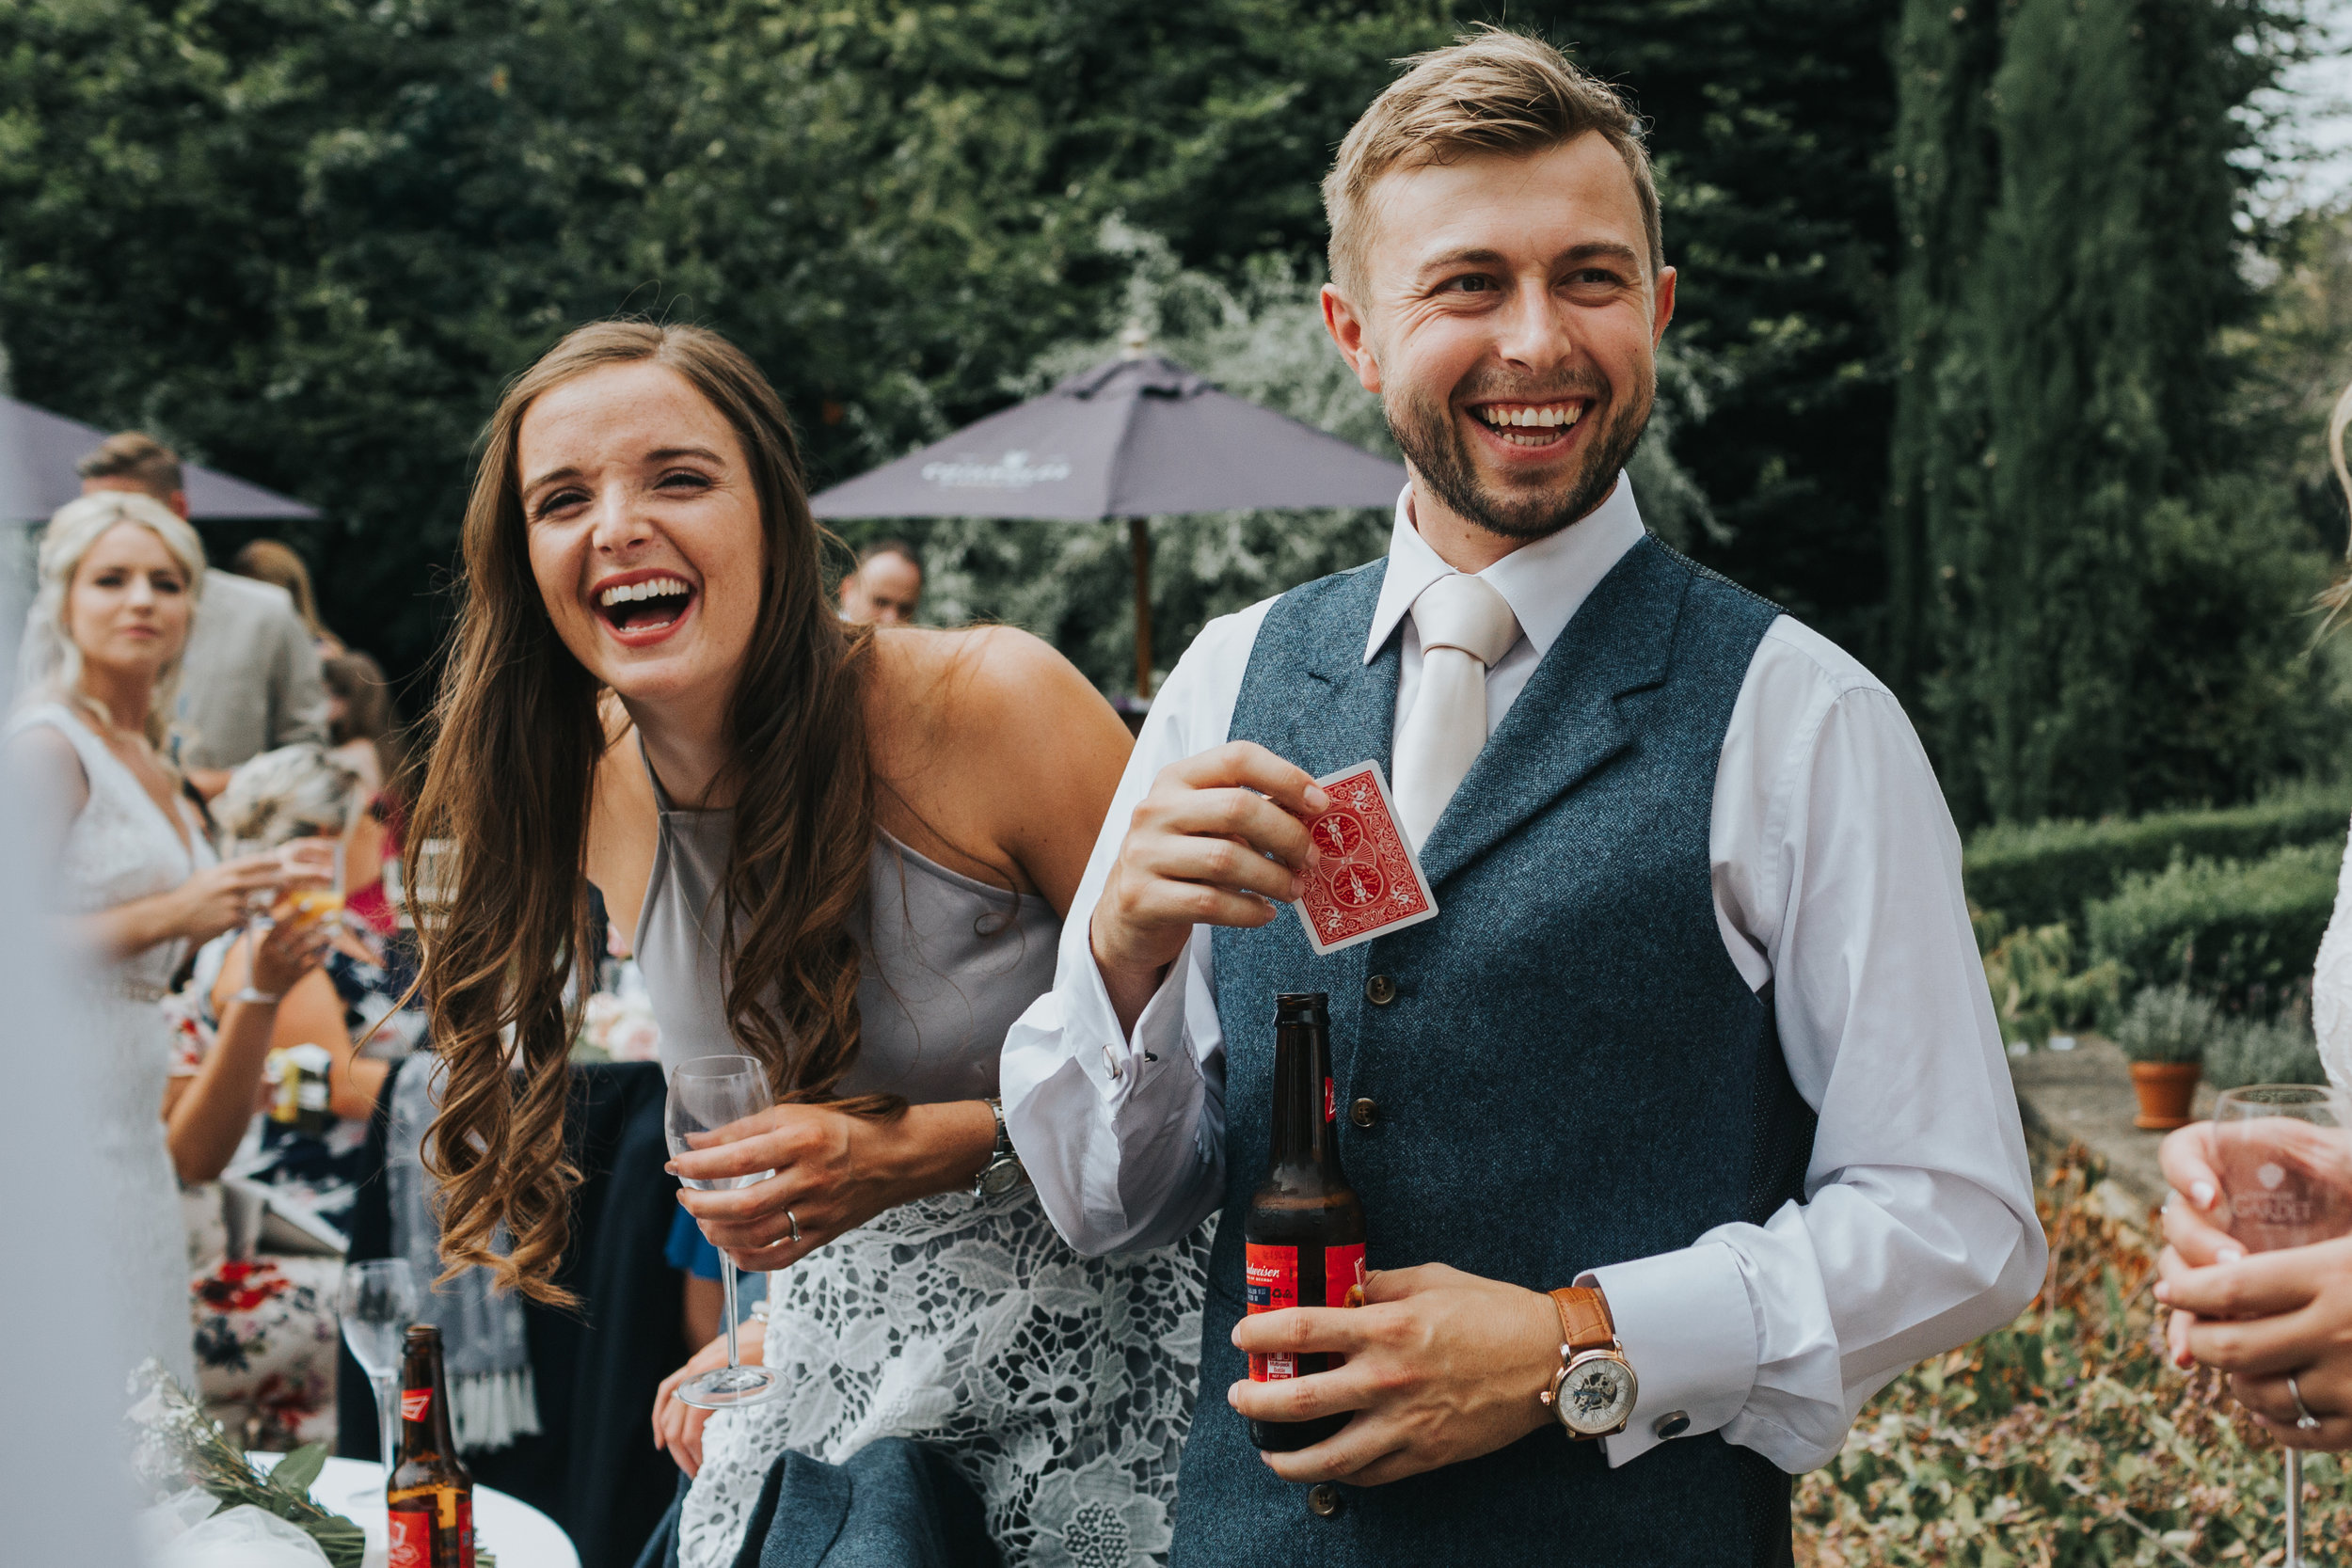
1172,537,1808,1567
667,1206,723,1280
631,1441,999,1568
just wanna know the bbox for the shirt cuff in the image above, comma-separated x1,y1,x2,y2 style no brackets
1581,1241,1758,1467
1066,940,1191,1097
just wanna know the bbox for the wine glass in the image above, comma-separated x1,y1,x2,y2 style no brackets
2212,1084,2352,1567
337,1258,421,1503
666,1054,783,1410
225,836,284,933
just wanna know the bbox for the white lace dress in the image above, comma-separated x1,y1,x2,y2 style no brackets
638,784,1208,1568
678,1193,1211,1568
2313,816,2352,1090
8,703,213,1388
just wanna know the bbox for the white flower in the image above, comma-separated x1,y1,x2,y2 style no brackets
1025,1456,1171,1568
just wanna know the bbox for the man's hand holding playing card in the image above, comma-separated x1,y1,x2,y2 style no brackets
1089,740,1329,1032
1089,739,1570,1486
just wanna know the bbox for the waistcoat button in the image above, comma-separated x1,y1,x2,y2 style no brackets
1350,1098,1378,1128
1307,1482,1343,1518
1365,974,1396,1006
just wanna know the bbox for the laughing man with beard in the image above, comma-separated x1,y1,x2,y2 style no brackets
999,27,2045,1568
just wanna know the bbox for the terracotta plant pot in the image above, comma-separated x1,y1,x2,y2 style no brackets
2129,1060,2201,1131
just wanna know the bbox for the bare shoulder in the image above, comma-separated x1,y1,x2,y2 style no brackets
874,625,1117,757
866,626,1129,911
2,718,89,817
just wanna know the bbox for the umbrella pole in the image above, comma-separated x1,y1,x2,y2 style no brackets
1130,516,1154,701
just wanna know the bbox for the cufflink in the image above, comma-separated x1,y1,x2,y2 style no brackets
1652,1411,1691,1440
1103,1044,1124,1082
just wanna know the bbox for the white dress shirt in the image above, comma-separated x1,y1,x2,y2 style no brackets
1000,476,2047,1473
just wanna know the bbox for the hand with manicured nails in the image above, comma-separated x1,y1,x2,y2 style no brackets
1226,1263,1564,1486
1089,741,1328,1031
2157,1121,2352,1448
667,1097,997,1273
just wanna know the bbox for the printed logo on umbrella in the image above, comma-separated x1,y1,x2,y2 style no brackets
919,450,1073,491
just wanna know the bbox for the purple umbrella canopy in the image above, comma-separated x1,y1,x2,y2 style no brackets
0,394,318,521
811,351,1406,695
811,352,1404,520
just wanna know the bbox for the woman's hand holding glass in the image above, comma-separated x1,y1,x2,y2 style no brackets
2159,1118,2352,1448
667,1099,995,1272
246,896,337,995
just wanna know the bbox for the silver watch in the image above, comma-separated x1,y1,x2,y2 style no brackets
974,1096,1026,1198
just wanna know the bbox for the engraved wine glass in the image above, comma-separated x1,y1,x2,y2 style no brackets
2212,1084,2352,1567
665,1054,782,1409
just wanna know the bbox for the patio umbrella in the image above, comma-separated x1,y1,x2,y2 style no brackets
1,394,319,521
810,343,1406,698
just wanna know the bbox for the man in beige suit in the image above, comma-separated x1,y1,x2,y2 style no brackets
72,433,329,796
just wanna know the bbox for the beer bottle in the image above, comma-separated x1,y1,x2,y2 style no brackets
1244,991,1367,1451
387,1324,475,1568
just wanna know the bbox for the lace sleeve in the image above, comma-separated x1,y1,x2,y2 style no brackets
2311,817,2352,1092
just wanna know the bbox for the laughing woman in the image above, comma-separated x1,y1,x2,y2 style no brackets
412,321,1206,1567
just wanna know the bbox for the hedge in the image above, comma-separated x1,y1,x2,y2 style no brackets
2084,840,2341,1014
1963,784,2352,931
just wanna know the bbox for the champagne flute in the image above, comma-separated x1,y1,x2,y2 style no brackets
2212,1084,2352,1567
666,1054,783,1409
337,1258,421,1503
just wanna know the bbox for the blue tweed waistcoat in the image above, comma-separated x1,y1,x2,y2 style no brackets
1168,536,1812,1568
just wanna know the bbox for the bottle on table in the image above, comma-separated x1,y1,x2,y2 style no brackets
388,1323,476,1568
1244,990,1368,1452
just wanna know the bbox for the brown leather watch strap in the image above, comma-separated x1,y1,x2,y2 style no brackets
1549,1286,1615,1353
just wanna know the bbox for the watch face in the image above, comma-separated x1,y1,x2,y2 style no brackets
978,1160,1025,1197
1556,1354,1636,1436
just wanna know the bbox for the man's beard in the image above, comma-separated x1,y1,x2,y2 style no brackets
1386,368,1653,543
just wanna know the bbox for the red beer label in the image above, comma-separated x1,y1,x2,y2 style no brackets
1325,1242,1367,1370
388,1510,431,1568
1327,1242,1367,1310
1245,1243,1297,1381
400,1387,431,1423
387,1494,474,1568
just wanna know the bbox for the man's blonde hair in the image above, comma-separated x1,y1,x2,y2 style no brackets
1322,28,1661,301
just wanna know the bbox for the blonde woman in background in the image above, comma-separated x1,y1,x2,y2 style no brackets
3,491,330,1386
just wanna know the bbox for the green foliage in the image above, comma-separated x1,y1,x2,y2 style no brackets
2085,841,2341,1013
0,0,1919,700
2109,985,2220,1066
1887,0,2327,824
1799,1157,2352,1565
1963,782,2352,932
2204,1008,2329,1089
1976,912,2124,1048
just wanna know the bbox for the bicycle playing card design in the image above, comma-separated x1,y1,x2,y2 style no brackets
1288,761,1439,956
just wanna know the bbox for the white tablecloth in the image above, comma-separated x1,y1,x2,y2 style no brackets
249,1451,580,1568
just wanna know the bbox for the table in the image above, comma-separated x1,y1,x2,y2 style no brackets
249,1452,580,1568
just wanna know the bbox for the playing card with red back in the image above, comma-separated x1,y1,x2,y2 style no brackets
1288,761,1439,956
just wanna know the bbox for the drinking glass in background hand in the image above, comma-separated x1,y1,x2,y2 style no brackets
338,1257,421,1504
666,1054,782,1411
2213,1085,2352,1568
225,837,283,932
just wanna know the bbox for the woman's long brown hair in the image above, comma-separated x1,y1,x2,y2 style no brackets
411,321,882,1303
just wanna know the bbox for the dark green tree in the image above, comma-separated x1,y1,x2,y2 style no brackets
1888,0,2320,823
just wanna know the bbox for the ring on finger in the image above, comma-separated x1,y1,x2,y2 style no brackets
2290,1372,2324,1433
786,1209,801,1244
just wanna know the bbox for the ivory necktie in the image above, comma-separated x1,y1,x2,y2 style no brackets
1392,572,1522,850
